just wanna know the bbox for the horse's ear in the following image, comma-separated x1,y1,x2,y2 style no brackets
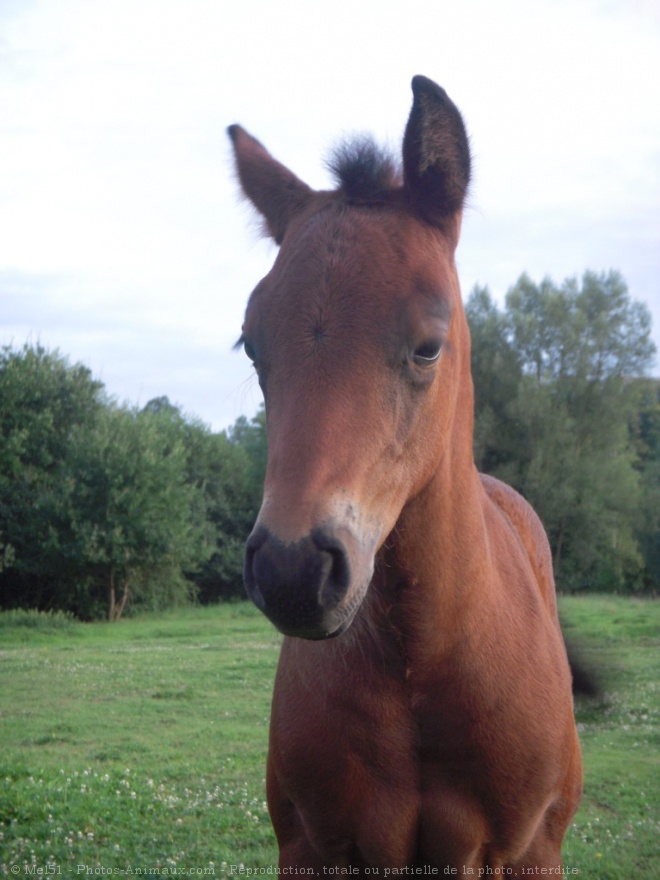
402,76,471,226
227,125,313,244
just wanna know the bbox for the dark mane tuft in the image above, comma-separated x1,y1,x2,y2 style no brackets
327,136,400,201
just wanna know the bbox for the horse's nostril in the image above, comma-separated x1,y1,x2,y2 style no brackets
245,526,268,556
313,531,351,606
244,526,269,608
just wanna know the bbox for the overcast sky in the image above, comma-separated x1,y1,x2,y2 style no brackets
1,0,659,431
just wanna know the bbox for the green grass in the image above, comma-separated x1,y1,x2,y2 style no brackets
0,604,280,873
559,596,660,878
0,597,658,877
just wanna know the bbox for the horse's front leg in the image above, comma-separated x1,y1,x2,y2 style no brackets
506,836,565,878
273,803,357,873
267,764,329,872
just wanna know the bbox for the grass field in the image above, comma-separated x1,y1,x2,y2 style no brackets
0,596,658,878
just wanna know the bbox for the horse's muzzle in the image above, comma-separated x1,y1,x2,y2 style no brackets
243,524,357,639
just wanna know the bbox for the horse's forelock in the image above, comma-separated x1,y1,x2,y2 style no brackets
326,136,401,202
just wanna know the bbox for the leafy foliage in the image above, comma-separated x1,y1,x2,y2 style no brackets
63,404,209,619
467,271,658,593
0,344,106,612
191,410,266,603
0,344,266,618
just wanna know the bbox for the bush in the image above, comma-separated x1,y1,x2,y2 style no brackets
0,608,79,631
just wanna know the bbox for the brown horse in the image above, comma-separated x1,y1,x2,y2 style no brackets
228,75,582,875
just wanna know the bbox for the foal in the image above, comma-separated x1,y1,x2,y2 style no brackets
229,75,582,874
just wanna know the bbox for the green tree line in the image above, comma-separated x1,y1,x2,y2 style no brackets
0,270,657,619
468,270,658,593
0,346,266,619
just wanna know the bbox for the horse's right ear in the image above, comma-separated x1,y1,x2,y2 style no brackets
227,125,313,244
402,76,471,227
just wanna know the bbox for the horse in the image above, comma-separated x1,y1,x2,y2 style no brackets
228,75,582,875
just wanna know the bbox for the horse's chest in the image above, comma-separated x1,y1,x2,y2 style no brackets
270,689,496,869
272,656,476,857
269,645,559,868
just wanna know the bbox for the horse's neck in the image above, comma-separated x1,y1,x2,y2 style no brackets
369,329,499,660
382,429,498,661
403,460,488,585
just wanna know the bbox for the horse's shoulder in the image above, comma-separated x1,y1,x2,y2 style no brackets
479,472,557,613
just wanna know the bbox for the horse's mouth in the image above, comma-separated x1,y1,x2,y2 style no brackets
275,619,348,641
272,600,362,641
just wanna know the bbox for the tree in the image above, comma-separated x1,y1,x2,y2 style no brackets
64,404,210,620
134,400,268,603
466,286,524,480
192,407,267,602
226,406,267,508
0,351,212,619
629,378,660,592
0,344,105,611
467,271,656,592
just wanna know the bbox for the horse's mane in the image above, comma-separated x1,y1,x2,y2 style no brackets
327,135,401,201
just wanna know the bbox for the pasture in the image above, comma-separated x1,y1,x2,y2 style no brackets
0,597,658,877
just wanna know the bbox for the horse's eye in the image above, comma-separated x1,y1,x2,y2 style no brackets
243,340,257,364
412,340,442,365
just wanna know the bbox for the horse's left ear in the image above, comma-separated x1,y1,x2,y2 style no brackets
227,125,313,244
402,76,471,226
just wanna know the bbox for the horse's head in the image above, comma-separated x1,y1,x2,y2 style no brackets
229,76,472,639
